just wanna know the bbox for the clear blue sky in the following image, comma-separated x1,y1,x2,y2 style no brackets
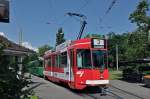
0,0,147,48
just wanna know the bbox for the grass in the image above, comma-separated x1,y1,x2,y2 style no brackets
22,95,38,99
109,70,122,80
30,96,38,99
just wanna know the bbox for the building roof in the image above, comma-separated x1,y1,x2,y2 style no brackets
0,35,35,55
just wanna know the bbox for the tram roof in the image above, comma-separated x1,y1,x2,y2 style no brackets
44,38,107,58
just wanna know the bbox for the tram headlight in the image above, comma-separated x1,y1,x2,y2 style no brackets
100,74,104,79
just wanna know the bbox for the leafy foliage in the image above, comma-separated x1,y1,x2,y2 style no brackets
129,0,150,51
129,0,150,28
84,33,104,39
22,53,39,73
0,43,29,99
84,31,149,68
38,44,53,56
129,0,150,57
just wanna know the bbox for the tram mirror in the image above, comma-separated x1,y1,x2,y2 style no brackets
0,0,9,23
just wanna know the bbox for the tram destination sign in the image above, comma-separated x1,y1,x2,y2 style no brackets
92,39,104,48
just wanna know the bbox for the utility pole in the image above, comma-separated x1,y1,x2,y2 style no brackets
148,30,150,42
19,29,23,46
105,35,109,68
116,44,119,71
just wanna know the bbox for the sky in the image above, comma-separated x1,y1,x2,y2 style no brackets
0,0,149,49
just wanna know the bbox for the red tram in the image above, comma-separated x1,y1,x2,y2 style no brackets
43,38,109,90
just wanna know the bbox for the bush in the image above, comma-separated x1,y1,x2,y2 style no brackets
122,65,150,82
0,43,30,99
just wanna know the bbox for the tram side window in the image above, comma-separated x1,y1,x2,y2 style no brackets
53,55,60,67
52,55,55,67
60,52,67,68
45,58,51,66
54,55,58,67
47,58,51,66
57,55,60,67
44,59,47,67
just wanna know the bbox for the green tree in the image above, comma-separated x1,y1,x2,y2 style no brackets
22,53,38,73
84,33,104,39
129,0,150,57
56,27,65,46
108,32,129,67
38,44,53,56
129,0,150,30
0,42,29,99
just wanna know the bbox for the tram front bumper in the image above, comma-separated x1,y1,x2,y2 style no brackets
86,80,109,85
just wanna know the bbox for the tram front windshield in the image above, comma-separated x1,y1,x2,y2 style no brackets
77,49,107,69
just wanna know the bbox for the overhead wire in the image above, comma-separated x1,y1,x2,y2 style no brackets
99,0,118,28
105,0,117,16
76,0,91,12
46,0,117,34
59,0,91,26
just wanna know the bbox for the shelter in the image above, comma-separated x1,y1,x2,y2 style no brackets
0,35,35,72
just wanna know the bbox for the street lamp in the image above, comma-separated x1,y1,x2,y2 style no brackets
105,35,109,68
116,44,119,71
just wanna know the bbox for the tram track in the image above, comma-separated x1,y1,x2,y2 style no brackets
77,85,146,99
43,76,148,99
110,85,145,99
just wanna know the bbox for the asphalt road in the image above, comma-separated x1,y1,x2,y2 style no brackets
29,75,150,99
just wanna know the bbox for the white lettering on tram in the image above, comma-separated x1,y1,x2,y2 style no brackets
76,71,84,77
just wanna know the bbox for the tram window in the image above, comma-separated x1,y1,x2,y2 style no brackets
45,59,47,66
52,55,55,67
47,58,51,66
92,50,106,68
57,55,60,67
77,49,92,68
45,59,49,66
54,55,59,67
60,52,67,67
44,58,50,66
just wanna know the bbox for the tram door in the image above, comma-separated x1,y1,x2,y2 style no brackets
69,49,74,82
51,55,55,77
